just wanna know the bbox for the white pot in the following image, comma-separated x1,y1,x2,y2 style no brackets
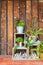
19,42,22,47
32,36,37,42
16,26,24,33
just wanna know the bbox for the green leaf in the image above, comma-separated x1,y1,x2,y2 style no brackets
13,45,18,52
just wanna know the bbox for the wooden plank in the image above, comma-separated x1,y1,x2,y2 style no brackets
19,0,25,21
26,0,31,30
32,0,38,27
8,1,13,55
14,0,19,33
1,1,6,55
0,0,1,55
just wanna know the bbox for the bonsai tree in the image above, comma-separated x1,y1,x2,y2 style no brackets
16,37,23,47
14,19,25,33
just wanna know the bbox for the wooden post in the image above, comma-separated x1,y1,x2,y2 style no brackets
26,47,29,58
12,48,14,57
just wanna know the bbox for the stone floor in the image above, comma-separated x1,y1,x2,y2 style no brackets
0,55,43,65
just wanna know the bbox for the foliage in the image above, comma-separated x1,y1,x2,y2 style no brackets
16,37,23,42
14,19,25,27
39,41,43,52
24,37,33,47
13,44,18,52
26,17,43,36
30,28,43,36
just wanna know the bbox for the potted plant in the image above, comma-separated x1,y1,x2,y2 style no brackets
39,41,43,59
24,37,33,58
30,28,42,42
16,37,23,47
26,17,43,42
15,19,25,33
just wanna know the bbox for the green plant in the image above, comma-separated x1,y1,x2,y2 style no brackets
30,28,43,36
15,20,25,27
24,37,33,47
16,37,23,42
26,17,43,36
39,41,43,52
13,44,18,52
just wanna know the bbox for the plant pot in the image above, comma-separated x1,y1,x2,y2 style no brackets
39,52,43,59
19,42,22,47
32,36,37,43
16,26,24,33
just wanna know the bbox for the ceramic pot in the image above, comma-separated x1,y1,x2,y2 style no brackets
16,26,24,33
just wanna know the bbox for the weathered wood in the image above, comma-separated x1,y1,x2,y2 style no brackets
0,0,1,55
1,1,6,55
26,0,31,30
0,0,43,55
8,1,13,55
14,0,19,33
32,0,38,27
39,2,43,40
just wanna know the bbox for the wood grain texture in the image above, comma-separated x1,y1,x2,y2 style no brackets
8,1,13,55
32,0,38,27
0,0,43,55
1,1,6,55
26,0,31,30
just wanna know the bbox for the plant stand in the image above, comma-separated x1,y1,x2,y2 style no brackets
26,47,29,58
12,46,27,58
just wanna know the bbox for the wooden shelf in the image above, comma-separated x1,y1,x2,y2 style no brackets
16,46,27,50
14,33,25,35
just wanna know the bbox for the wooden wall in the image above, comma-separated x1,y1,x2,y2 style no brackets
0,0,43,55
1,1,7,55
39,2,43,40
